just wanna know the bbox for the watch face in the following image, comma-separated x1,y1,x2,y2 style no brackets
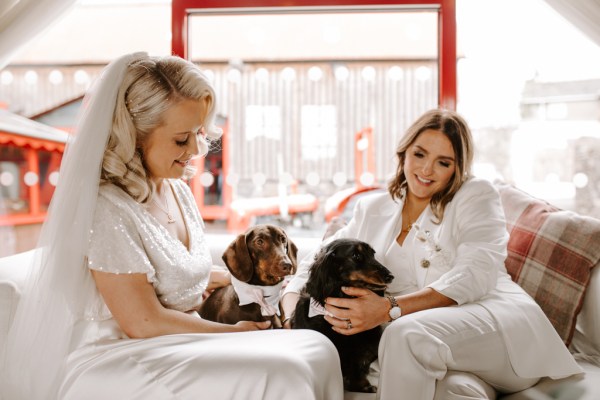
389,306,402,320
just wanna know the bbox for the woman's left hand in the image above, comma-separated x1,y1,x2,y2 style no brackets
206,267,231,291
324,286,390,335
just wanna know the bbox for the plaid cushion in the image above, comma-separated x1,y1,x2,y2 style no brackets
497,182,600,345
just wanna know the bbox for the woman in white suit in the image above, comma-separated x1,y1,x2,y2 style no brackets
282,109,582,399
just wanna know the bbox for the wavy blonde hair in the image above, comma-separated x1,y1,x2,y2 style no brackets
388,109,474,222
100,55,221,203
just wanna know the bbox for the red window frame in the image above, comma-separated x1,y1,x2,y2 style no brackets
171,0,457,110
171,0,457,228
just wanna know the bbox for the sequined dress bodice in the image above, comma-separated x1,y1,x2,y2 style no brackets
87,180,211,315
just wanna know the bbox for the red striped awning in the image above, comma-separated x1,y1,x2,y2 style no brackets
0,132,65,152
0,108,68,152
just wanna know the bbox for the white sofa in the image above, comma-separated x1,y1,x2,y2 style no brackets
2,202,600,400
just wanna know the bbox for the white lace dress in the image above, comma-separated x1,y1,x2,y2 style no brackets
58,180,343,400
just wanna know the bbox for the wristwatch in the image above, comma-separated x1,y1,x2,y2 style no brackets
387,296,402,321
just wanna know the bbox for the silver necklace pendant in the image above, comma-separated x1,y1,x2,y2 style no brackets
153,182,176,224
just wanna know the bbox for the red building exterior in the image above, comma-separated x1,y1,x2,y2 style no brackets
0,109,67,226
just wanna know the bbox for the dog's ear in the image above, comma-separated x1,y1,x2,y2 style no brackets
222,233,254,282
286,236,299,275
305,248,338,304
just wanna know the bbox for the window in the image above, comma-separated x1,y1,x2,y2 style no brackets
0,145,60,218
301,105,337,160
187,8,439,190
0,146,30,215
245,105,281,141
458,0,600,218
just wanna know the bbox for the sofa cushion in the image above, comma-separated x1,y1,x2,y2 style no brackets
501,359,600,400
496,182,600,346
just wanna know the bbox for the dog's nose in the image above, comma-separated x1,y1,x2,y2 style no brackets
384,270,394,283
280,261,293,273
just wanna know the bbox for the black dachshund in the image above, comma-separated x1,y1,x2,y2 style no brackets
291,238,393,393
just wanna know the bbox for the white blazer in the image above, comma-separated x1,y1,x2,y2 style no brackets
286,178,582,379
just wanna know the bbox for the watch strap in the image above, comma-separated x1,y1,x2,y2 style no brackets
387,295,401,321
387,295,398,309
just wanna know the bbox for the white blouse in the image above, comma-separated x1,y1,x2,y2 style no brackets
385,239,419,296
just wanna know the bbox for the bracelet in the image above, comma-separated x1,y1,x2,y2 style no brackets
282,316,292,326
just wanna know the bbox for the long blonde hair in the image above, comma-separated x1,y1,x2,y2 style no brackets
388,109,474,222
101,55,221,202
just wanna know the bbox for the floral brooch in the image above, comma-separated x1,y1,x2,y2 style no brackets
413,224,451,270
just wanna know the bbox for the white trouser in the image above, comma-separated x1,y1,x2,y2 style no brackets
376,303,539,400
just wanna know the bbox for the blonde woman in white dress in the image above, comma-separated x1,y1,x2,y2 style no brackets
281,109,582,399
1,53,343,400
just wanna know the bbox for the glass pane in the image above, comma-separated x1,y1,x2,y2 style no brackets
188,8,439,213
202,138,224,206
38,151,61,212
0,145,29,215
301,104,337,160
458,0,600,219
189,11,437,62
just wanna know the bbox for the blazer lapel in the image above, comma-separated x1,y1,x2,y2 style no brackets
362,197,403,262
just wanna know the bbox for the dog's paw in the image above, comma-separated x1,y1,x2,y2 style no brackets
364,384,377,393
344,378,377,393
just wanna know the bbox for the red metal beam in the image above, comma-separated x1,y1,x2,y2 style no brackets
439,0,456,110
354,127,375,189
26,149,40,217
0,214,46,227
173,0,444,11
171,0,188,58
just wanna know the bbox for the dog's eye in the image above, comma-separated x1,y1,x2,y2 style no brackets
256,238,265,246
352,253,361,261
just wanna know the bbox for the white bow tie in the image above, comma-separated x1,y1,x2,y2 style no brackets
308,298,332,318
230,276,283,316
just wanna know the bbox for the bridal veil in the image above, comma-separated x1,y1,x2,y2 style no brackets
0,52,146,399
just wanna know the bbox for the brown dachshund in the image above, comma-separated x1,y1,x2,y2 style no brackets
199,224,298,327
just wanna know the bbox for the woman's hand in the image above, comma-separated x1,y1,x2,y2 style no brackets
324,286,390,335
281,317,293,330
206,266,231,291
280,292,299,330
234,320,272,331
323,287,458,336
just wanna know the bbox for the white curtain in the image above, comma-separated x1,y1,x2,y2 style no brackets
0,0,77,69
543,0,600,47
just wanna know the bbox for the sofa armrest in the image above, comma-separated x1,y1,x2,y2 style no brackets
571,264,600,357
0,250,35,348
0,280,20,348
